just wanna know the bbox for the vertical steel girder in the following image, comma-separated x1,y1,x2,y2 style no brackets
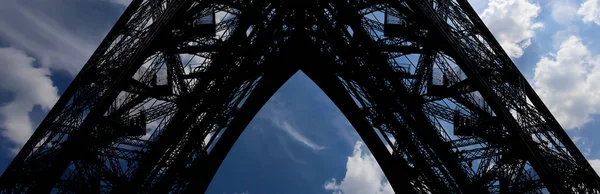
1,0,599,193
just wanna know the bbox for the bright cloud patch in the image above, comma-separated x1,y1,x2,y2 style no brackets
532,36,600,129
589,159,600,174
578,0,600,25
324,141,394,194
107,0,132,6
258,98,325,151
0,47,59,153
550,0,578,24
0,0,97,75
480,0,543,58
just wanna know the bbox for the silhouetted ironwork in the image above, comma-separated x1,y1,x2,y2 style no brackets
1,0,599,193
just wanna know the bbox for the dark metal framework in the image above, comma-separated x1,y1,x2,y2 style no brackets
1,0,599,193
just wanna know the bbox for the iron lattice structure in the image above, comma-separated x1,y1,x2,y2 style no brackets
1,0,599,193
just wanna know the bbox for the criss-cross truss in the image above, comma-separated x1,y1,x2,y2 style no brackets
1,0,599,193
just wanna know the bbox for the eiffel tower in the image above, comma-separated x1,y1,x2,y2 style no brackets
0,0,598,193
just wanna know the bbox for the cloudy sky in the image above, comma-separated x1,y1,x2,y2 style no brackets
1,0,600,193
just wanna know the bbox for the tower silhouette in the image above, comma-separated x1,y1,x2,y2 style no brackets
0,0,598,193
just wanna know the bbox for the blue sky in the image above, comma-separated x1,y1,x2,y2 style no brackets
2,0,600,193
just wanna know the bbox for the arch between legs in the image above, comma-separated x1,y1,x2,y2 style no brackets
181,54,417,194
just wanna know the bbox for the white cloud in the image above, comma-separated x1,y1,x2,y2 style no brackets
532,35,600,129
552,27,580,49
480,0,543,58
0,0,127,154
550,0,579,24
467,0,490,13
0,0,97,75
107,0,132,6
277,120,325,150
588,159,600,174
0,47,59,152
577,0,600,25
258,98,325,151
324,141,394,194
